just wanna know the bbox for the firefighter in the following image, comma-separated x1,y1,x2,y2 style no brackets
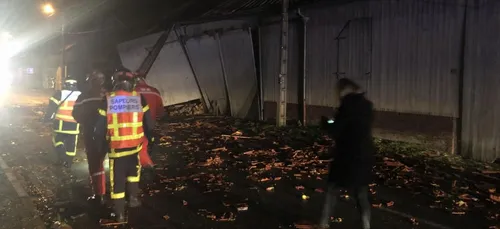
134,74,164,168
72,71,107,205
44,78,81,168
94,69,155,222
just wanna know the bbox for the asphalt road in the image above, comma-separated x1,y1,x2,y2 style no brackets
0,89,497,229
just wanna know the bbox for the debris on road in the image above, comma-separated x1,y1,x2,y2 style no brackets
3,107,500,229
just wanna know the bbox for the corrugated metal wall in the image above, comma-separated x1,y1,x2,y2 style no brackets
219,29,259,119
145,32,202,106
179,19,256,38
117,32,163,71
117,32,201,106
185,35,229,115
260,22,301,117
462,0,500,162
260,0,461,117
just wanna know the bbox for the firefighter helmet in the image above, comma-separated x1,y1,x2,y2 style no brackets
63,78,78,91
112,69,136,92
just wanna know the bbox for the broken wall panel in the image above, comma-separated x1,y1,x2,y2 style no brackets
185,35,229,115
145,38,201,106
219,29,258,119
117,32,163,71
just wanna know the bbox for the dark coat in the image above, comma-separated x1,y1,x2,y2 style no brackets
326,92,375,188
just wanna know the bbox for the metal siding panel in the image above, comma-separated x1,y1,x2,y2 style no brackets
219,30,259,118
288,23,301,104
304,0,460,117
462,0,500,161
260,23,279,103
186,35,229,114
305,4,365,108
370,1,460,117
260,23,300,104
117,32,163,71
146,40,202,106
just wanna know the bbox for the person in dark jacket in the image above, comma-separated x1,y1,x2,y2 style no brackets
319,78,374,229
72,71,108,205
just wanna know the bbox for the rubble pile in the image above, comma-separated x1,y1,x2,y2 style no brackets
166,99,205,117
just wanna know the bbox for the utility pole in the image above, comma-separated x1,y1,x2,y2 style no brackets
54,12,66,90
60,13,66,89
277,0,289,127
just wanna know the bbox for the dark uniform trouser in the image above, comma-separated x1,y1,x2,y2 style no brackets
83,132,106,196
109,153,141,212
53,133,78,165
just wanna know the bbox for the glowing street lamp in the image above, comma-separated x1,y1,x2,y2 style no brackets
42,2,66,90
42,3,55,17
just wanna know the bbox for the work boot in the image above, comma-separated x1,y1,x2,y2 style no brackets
112,211,126,223
88,195,106,206
128,196,141,208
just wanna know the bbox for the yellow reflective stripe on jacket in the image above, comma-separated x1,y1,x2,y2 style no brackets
109,133,144,142
98,109,106,116
55,114,74,120
50,97,60,105
53,120,79,134
108,145,142,158
59,106,73,111
143,105,149,112
108,122,142,128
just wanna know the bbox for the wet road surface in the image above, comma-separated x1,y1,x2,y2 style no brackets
0,89,498,229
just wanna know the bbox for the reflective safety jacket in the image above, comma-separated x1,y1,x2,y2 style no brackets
44,90,81,134
95,90,154,158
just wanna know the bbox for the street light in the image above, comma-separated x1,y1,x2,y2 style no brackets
42,3,55,17
42,2,65,90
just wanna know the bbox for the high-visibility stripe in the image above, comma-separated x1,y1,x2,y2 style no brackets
127,153,141,182
55,91,79,123
105,90,145,152
66,135,78,156
55,114,75,122
111,192,125,199
109,133,144,142
143,105,149,112
109,158,125,199
50,97,60,105
98,109,106,116
107,122,142,128
108,145,142,158
53,120,79,134
52,136,63,147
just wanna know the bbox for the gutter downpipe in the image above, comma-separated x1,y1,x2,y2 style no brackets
454,0,468,156
297,8,309,126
